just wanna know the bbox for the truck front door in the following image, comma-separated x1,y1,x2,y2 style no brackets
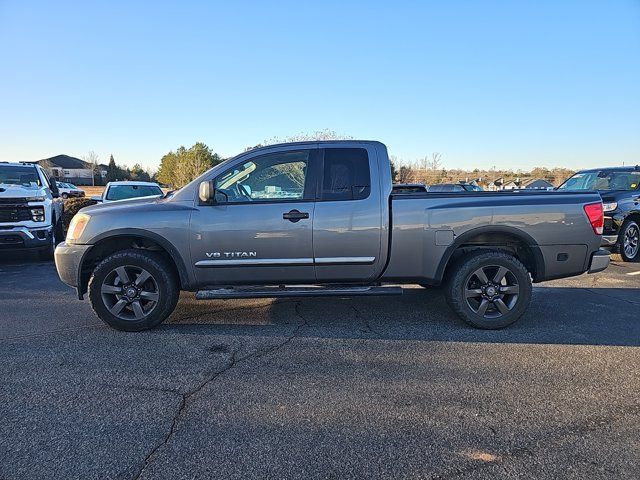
190,148,319,286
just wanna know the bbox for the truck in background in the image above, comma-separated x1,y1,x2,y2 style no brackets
0,162,64,259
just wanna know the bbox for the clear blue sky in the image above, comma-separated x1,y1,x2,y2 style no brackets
1,0,638,171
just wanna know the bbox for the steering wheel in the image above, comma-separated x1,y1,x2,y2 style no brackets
236,183,252,201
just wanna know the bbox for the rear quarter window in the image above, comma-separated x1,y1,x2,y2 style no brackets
321,148,370,201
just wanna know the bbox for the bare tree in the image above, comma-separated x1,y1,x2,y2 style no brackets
425,152,442,171
82,151,100,186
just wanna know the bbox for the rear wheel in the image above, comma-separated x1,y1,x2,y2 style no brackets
618,220,640,262
88,249,179,331
445,251,532,329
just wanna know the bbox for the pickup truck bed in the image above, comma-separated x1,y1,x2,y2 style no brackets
385,190,604,285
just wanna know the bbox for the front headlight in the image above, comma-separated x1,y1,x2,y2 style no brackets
26,196,46,202
30,207,45,222
66,213,91,241
602,202,618,213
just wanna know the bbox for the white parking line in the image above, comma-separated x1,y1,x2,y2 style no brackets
626,271,640,276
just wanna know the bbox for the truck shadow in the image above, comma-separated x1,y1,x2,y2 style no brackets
0,250,50,265
161,286,640,347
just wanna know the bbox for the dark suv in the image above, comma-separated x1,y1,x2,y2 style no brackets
558,166,640,262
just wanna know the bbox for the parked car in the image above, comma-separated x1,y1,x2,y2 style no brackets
392,183,428,194
55,181,85,199
91,181,163,203
0,162,64,259
429,183,483,192
54,140,608,332
557,166,640,261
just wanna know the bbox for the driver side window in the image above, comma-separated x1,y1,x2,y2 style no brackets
214,150,311,203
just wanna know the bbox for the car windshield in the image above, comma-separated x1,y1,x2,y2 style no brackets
558,171,640,191
0,166,42,186
106,185,163,200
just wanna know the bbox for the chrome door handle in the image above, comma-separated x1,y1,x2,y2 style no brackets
283,209,309,223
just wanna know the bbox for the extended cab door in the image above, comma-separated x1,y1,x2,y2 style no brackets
190,147,319,286
313,146,386,282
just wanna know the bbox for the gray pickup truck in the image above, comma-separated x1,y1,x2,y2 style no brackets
54,141,609,331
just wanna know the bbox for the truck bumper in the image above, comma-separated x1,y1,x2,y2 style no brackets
54,242,92,295
588,249,610,274
601,235,618,248
0,226,53,250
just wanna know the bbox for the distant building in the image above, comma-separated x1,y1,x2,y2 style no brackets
487,177,504,191
33,155,108,186
488,177,554,191
523,178,554,190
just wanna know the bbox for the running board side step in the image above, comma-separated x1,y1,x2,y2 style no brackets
195,285,403,300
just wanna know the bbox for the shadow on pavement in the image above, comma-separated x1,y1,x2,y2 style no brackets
158,286,640,347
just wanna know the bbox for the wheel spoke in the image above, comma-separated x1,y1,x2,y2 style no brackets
109,298,128,316
115,267,130,284
101,284,121,294
131,300,145,319
473,268,489,284
476,298,489,316
465,288,483,298
135,270,151,286
493,298,511,315
139,291,159,302
499,285,519,295
493,266,509,283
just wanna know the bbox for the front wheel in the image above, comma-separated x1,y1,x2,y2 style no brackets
444,251,532,329
618,220,640,262
88,249,179,331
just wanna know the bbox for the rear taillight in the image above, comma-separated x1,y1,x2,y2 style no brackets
584,202,604,235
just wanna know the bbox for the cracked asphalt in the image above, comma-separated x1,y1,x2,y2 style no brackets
1,254,639,479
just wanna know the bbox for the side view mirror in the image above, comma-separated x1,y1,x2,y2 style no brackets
91,195,103,203
199,181,228,204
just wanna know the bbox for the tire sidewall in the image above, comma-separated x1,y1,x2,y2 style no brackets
619,220,640,262
447,252,532,329
89,250,178,331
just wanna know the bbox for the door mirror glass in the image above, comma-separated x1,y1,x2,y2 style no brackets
198,180,214,203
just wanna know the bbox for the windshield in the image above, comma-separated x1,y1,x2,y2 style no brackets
106,185,163,200
0,166,42,187
558,171,640,191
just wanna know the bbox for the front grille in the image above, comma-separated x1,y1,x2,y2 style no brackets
0,206,31,223
0,197,29,204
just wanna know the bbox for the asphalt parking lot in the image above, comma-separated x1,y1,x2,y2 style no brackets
1,254,639,479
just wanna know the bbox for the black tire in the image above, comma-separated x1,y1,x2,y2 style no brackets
88,249,179,331
444,251,532,329
618,220,640,262
37,216,62,260
62,193,69,199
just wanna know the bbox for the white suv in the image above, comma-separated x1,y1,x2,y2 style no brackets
0,162,64,259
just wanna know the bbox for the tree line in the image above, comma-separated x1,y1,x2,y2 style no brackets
99,130,577,189
393,153,575,187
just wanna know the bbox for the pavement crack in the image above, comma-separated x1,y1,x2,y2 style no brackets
351,304,379,336
583,288,640,306
132,303,309,480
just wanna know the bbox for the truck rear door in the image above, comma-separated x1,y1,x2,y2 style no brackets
312,146,385,282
